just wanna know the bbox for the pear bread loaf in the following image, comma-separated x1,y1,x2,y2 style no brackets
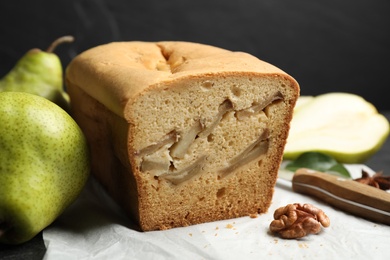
66,41,300,231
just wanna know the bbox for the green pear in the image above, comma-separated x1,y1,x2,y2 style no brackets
293,95,314,112
0,92,90,245
0,36,74,112
283,92,390,163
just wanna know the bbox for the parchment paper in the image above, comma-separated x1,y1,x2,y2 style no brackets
42,164,390,260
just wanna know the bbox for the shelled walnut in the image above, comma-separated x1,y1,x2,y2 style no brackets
269,203,330,239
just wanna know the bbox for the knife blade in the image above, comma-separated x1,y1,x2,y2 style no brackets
277,167,390,225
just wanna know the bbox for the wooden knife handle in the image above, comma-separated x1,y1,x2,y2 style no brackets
292,168,390,225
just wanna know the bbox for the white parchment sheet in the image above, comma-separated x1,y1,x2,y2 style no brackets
43,165,389,260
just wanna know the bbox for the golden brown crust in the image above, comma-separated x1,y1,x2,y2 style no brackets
66,41,299,231
66,41,292,120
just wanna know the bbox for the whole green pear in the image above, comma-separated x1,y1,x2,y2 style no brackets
0,92,90,245
0,36,74,112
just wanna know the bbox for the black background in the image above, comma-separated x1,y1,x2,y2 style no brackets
1,0,389,110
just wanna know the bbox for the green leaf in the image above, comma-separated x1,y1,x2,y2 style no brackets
285,152,351,178
327,163,351,178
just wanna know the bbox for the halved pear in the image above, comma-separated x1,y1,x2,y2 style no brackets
284,92,390,163
293,95,313,112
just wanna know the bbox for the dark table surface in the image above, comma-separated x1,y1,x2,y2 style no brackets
1,111,389,260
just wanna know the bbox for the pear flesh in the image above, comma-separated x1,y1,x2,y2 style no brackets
284,92,390,163
0,36,74,112
0,92,90,245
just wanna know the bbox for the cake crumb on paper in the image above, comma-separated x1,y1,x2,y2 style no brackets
298,243,309,249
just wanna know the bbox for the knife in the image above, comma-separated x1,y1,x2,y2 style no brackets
277,168,390,225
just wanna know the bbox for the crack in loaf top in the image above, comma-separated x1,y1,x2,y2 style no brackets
66,41,291,119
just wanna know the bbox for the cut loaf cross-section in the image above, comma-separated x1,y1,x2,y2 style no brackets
66,41,299,231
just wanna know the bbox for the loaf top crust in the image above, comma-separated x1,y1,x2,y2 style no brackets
66,41,297,120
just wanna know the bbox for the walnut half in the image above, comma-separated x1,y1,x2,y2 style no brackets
269,203,330,239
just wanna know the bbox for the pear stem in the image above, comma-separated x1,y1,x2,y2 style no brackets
46,35,75,53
